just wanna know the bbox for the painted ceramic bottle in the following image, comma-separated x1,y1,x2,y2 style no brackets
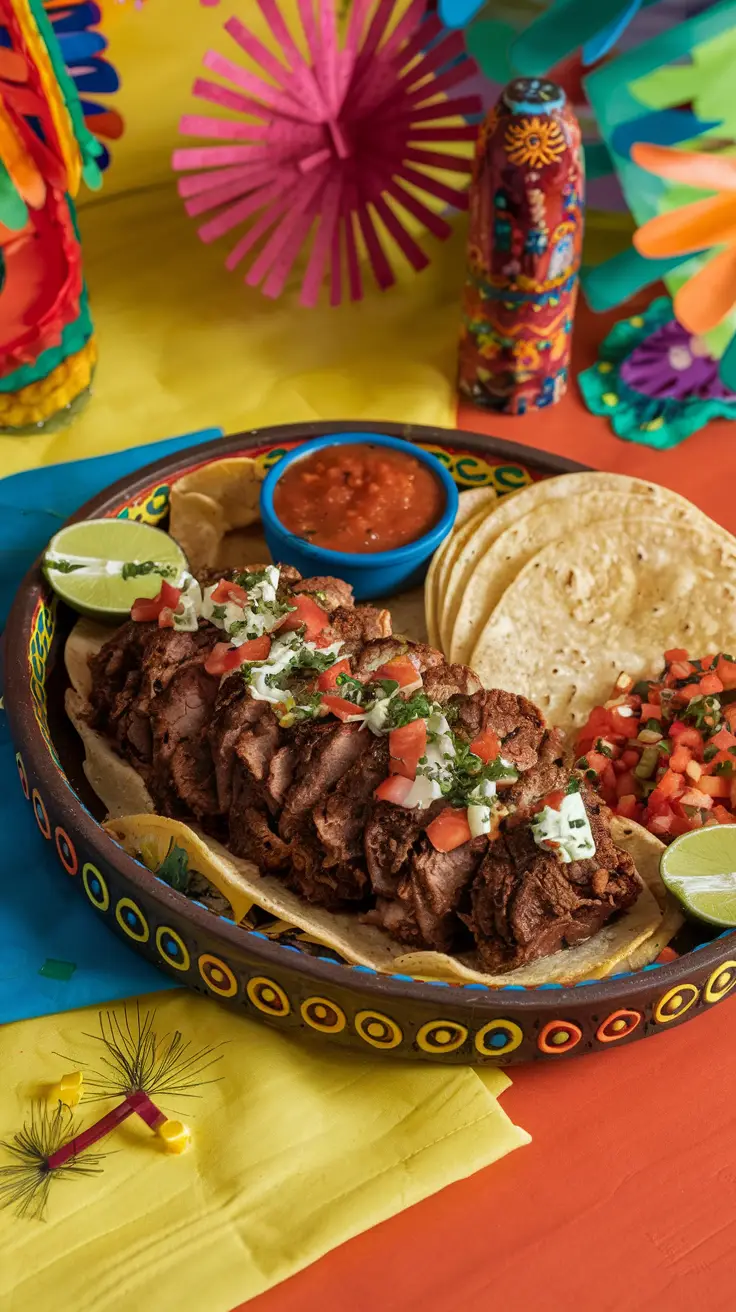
458,77,584,415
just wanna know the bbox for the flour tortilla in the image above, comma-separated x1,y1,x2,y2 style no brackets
425,486,497,648
450,490,731,668
469,519,736,733
64,622,666,987
438,472,722,666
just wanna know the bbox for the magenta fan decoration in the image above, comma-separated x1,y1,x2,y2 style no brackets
172,0,482,305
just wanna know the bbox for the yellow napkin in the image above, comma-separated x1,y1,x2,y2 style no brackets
0,992,529,1310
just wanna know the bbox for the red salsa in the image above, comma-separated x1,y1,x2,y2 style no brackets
273,442,445,553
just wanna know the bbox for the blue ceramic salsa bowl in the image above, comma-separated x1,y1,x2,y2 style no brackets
259,432,459,601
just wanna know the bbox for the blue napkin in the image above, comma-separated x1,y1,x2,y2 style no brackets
0,429,222,1024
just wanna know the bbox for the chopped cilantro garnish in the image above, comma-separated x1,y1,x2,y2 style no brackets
47,559,84,574
211,604,227,621
704,744,719,762
714,761,735,776
294,646,337,673
155,840,191,893
595,738,613,758
387,691,434,729
228,619,249,637
566,777,581,794
121,560,177,581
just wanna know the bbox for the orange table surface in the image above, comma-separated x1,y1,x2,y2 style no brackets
245,297,736,1312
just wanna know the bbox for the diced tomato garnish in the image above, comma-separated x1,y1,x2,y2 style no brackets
620,749,640,769
640,703,662,721
657,768,686,801
665,648,689,664
680,787,713,810
426,807,472,853
389,719,427,781
371,655,423,691
725,705,736,731
131,579,181,623
321,695,364,722
699,672,724,695
204,634,271,675
669,660,695,680
584,750,611,776
601,764,618,795
279,594,330,641
374,774,414,805
649,810,674,836
669,724,704,757
710,727,736,752
608,706,638,736
615,770,637,799
538,788,566,812
676,683,703,703
616,794,641,822
697,776,731,799
713,804,734,824
210,578,248,606
317,658,351,692
469,727,501,763
716,654,736,689
669,743,692,774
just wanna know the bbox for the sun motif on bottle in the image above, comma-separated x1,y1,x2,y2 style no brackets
505,117,565,169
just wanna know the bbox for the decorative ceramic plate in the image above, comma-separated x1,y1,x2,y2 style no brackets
6,421,735,1065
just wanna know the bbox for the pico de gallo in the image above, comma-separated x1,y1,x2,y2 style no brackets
576,649,736,841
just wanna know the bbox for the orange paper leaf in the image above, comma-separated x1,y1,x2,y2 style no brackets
674,244,736,335
633,192,736,258
632,143,736,193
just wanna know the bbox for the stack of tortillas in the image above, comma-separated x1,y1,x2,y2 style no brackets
426,473,736,734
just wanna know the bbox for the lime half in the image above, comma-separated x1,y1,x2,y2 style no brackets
43,518,189,621
660,825,736,928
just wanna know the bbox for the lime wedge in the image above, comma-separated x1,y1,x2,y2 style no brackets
42,518,189,621
660,825,736,927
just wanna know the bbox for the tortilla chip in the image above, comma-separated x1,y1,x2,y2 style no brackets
169,457,263,571
469,519,736,732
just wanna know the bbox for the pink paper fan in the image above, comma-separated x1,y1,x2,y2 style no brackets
172,0,482,305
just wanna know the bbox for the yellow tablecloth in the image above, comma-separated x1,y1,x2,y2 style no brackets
0,994,529,1311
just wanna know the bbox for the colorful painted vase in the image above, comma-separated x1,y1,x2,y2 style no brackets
458,77,584,415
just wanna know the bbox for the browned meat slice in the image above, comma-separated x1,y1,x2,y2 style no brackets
88,620,154,728
300,736,389,907
352,637,443,682
293,575,354,611
278,722,367,841
505,729,568,818
369,835,487,952
451,688,547,772
229,800,291,872
329,605,392,657
208,677,274,813
148,663,219,816
137,626,218,705
463,788,640,973
363,801,441,898
267,744,297,808
275,722,372,907
422,662,481,702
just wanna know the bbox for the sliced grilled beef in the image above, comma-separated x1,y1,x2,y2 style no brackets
352,637,444,681
464,788,640,973
329,605,392,656
88,620,154,730
208,677,272,813
293,575,354,610
451,688,547,771
370,835,487,951
423,662,481,702
505,729,568,818
149,662,219,816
